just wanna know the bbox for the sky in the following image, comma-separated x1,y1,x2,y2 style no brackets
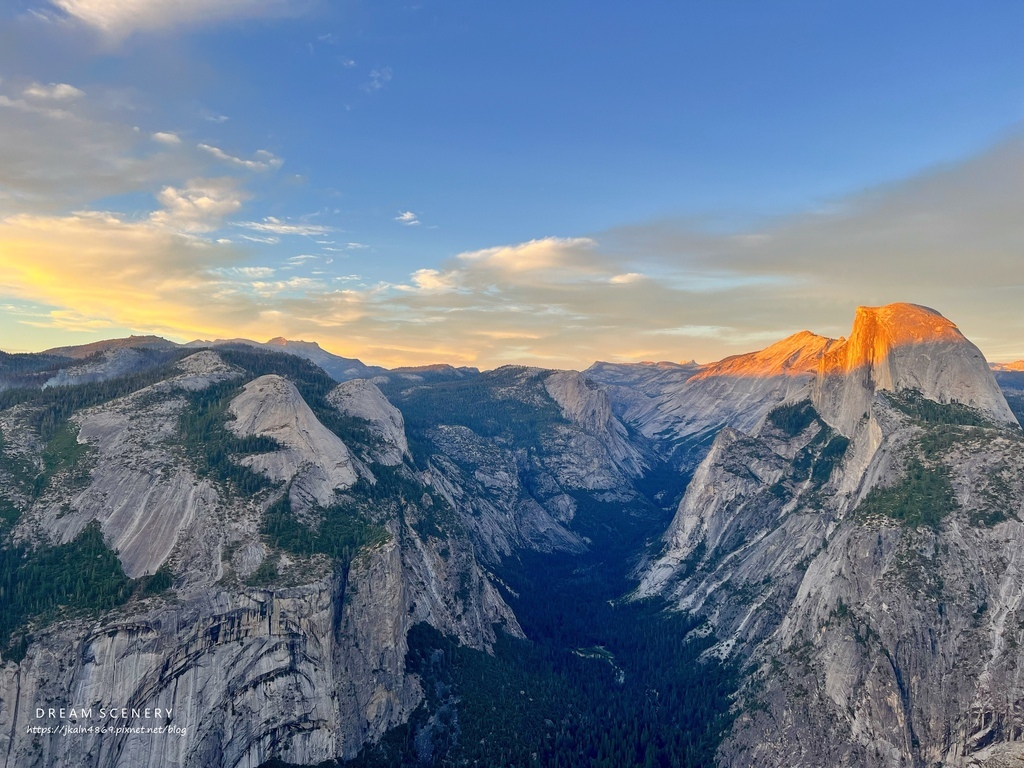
1,1,1023,369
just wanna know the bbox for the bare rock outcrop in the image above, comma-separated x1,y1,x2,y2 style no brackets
327,379,410,466
228,375,358,509
813,303,1017,437
26,351,239,579
0,353,520,768
587,332,842,470
637,304,1024,767
543,371,645,479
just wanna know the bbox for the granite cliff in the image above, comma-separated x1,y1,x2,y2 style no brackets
637,304,1024,767
2,303,1023,767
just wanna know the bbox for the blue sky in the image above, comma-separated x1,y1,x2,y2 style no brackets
1,1,1023,367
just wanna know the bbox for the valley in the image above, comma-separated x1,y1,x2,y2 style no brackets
1,303,1023,767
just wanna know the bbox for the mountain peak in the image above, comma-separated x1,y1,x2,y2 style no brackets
42,335,176,359
851,303,965,352
265,337,323,350
691,329,840,381
992,360,1024,372
814,303,1016,435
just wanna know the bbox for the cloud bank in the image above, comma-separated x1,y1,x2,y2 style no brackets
2,129,1023,368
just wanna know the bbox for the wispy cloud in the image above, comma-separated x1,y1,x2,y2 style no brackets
455,237,599,277
0,86,202,206
400,269,457,293
24,82,84,100
236,216,333,236
0,211,249,337
231,266,276,278
198,143,283,171
395,211,419,226
4,133,1024,368
365,67,393,92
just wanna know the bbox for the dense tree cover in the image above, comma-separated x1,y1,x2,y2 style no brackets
0,522,172,660
1003,392,1024,428
993,371,1024,392
789,427,849,487
766,401,850,486
859,391,1021,529
766,400,818,437
0,355,75,390
0,348,197,440
261,491,387,564
176,380,282,497
856,456,957,529
885,389,992,427
810,434,850,484
38,421,95,493
0,350,71,377
259,469,739,768
0,421,97,534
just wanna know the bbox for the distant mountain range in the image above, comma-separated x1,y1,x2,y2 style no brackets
1,304,1023,768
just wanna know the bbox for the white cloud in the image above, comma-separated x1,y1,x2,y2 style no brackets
405,268,457,293
365,67,393,92
456,237,597,275
49,0,303,37
152,131,181,145
24,82,84,100
236,216,333,236
198,143,283,171
609,272,645,284
250,276,326,296
0,94,75,120
239,234,280,244
150,179,245,233
395,211,420,226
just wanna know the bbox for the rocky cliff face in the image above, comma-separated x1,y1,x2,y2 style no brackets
380,366,650,565
326,379,410,466
3,305,1021,768
0,349,519,768
813,303,1017,437
638,304,1024,767
587,332,841,472
543,370,646,480
228,374,359,511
